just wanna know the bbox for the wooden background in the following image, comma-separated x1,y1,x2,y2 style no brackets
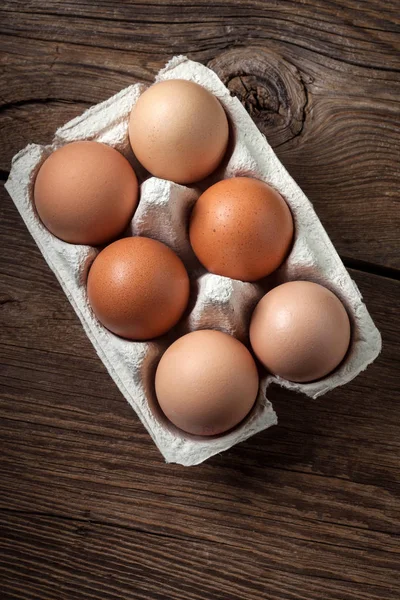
1,1,399,599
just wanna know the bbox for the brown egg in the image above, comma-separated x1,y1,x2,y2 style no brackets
250,281,351,382
155,330,259,436
129,80,229,184
87,237,189,340
34,141,139,245
189,177,294,281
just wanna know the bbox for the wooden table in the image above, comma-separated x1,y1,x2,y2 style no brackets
1,2,399,599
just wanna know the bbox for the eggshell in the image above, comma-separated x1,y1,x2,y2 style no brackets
87,237,190,340
189,177,294,281
250,281,351,382
155,330,259,436
34,141,139,246
129,79,229,184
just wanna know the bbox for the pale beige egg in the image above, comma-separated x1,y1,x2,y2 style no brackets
129,79,229,184
155,329,259,436
250,281,351,382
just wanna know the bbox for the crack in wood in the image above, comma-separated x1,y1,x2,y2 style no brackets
0,97,92,115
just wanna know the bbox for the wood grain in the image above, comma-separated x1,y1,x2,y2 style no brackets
0,512,399,600
1,181,400,599
1,2,399,599
1,0,400,69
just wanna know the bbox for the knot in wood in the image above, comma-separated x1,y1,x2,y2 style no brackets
209,47,308,148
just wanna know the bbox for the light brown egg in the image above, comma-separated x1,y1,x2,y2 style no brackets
250,281,351,382
155,330,259,436
129,79,229,184
87,237,189,340
34,141,139,246
189,177,294,281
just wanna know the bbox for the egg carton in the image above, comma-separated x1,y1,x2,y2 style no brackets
5,56,382,466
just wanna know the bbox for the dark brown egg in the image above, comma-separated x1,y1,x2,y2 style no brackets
34,141,139,245
189,177,294,281
87,237,190,340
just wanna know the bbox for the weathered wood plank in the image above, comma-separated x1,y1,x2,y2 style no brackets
0,3,399,598
0,511,399,600
1,0,400,70
1,35,399,267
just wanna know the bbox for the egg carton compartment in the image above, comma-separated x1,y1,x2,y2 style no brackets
5,56,381,466
131,177,199,269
